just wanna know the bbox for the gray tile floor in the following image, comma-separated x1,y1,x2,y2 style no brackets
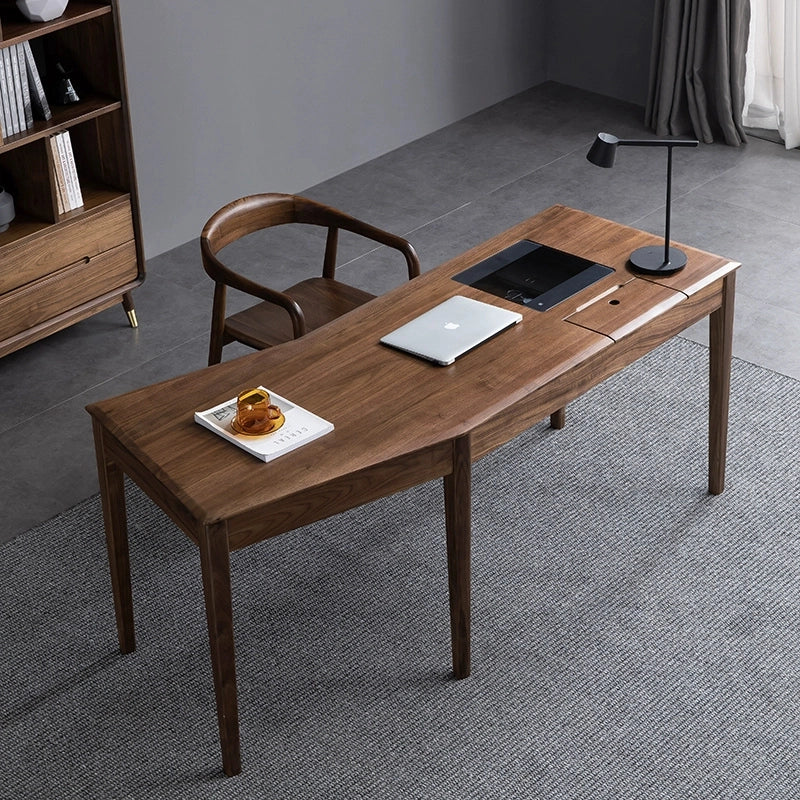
1,81,798,545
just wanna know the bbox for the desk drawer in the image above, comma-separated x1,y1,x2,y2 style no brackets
0,240,138,341
0,201,134,295
565,279,685,341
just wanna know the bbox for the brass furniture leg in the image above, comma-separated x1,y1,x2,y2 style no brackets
122,291,138,328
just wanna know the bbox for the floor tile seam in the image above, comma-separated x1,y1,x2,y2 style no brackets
335,151,593,267
738,287,800,322
485,150,585,199
685,184,800,232
0,336,207,438
335,150,589,271
335,203,474,270
727,288,800,380
144,266,211,295
681,161,741,196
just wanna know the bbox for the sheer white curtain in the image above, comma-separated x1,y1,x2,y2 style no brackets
743,0,800,148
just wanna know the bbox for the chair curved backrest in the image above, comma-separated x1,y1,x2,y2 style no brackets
200,193,420,364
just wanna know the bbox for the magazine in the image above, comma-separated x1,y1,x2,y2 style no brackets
194,387,334,462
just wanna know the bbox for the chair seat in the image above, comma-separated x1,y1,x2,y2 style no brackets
225,277,376,349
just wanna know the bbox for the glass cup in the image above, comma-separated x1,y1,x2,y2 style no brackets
234,388,281,435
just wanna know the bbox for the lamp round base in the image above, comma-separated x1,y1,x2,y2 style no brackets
628,245,687,275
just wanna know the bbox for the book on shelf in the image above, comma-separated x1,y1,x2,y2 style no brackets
194,387,335,463
8,44,29,131
60,130,84,208
47,134,67,213
15,45,33,129
0,46,20,135
21,41,51,121
50,131,83,211
0,57,11,139
0,41,51,137
0,69,11,136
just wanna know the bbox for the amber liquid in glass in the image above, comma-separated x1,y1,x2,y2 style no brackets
235,388,274,434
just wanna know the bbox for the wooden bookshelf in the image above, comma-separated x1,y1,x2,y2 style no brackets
0,0,144,357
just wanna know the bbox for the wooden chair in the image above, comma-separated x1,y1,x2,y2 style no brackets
200,193,421,365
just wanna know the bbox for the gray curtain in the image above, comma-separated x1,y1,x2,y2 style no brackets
646,0,751,146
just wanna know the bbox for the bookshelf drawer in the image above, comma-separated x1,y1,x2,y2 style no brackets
0,200,134,294
0,239,138,341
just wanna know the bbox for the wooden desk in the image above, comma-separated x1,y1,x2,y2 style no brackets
87,205,739,776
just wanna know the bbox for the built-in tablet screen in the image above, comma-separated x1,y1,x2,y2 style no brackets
453,240,614,311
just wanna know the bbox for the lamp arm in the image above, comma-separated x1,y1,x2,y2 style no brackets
617,138,699,148
615,138,697,264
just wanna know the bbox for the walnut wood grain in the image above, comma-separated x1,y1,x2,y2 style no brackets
709,272,736,494
0,198,133,293
445,434,472,679
87,205,740,776
0,277,140,358
0,240,137,340
199,519,240,777
201,193,420,364
0,1,110,46
566,279,684,341
224,278,376,351
92,418,135,654
0,0,144,359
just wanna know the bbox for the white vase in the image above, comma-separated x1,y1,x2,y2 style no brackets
16,0,69,22
0,187,15,233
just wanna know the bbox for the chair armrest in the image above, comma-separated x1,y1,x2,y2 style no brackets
201,244,307,338
295,198,421,280
354,223,421,280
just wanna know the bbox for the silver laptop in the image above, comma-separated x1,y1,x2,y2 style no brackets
379,295,522,365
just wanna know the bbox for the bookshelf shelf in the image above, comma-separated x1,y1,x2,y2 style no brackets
0,2,110,45
0,0,143,358
0,94,121,152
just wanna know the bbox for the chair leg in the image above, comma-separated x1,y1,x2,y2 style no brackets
208,336,223,366
208,284,227,365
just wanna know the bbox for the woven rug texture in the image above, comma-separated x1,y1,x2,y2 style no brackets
1,337,799,799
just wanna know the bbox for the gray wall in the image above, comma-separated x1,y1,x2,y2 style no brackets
117,0,548,259
546,0,656,107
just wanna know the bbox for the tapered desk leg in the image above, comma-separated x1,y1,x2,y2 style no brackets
550,407,566,429
199,520,241,777
92,419,135,654
444,434,471,679
709,272,736,495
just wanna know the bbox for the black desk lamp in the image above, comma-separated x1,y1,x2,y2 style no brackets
586,132,699,275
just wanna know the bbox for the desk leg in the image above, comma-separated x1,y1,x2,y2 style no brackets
92,419,135,654
709,272,736,495
550,407,566,429
199,520,241,777
444,434,471,679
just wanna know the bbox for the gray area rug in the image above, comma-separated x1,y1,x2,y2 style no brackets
1,337,799,799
